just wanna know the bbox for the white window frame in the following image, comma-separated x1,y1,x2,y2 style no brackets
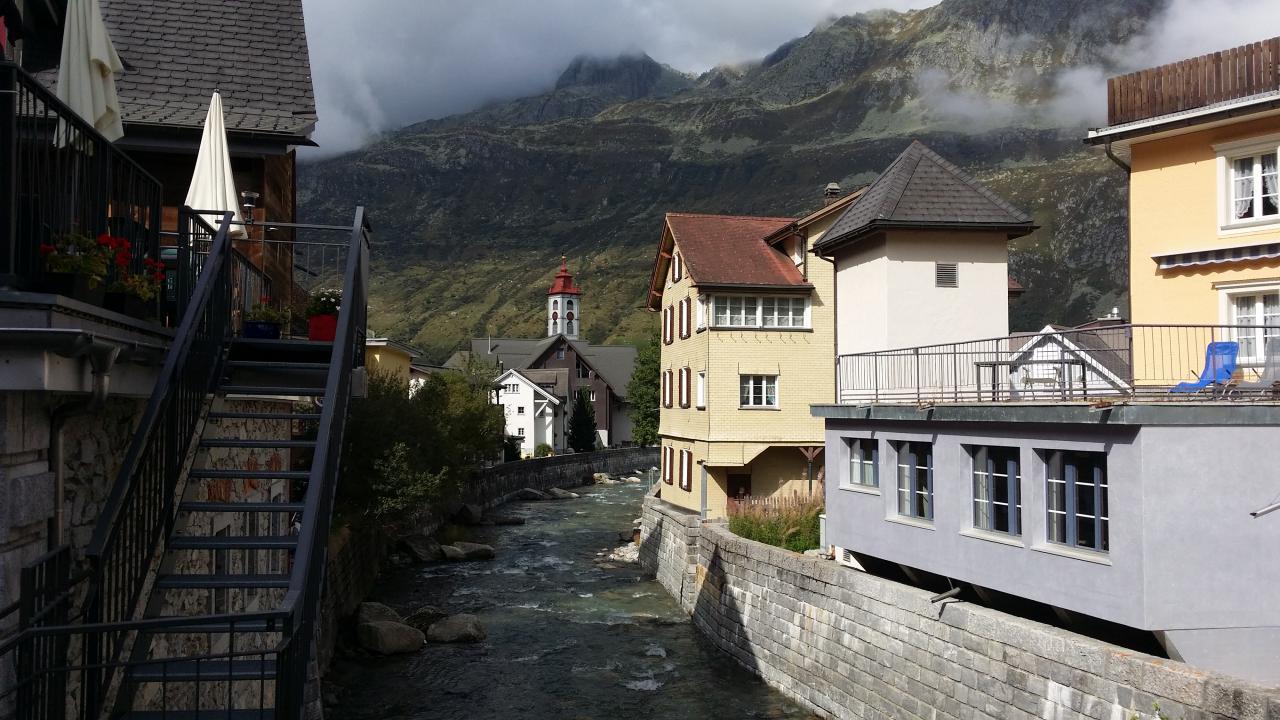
1217,280,1280,364
678,298,689,339
696,370,706,409
696,296,707,331
672,252,683,282
517,406,525,415
739,374,778,408
517,427,525,437
1215,135,1280,234
679,367,690,408
710,295,810,330
845,438,878,488
589,390,597,402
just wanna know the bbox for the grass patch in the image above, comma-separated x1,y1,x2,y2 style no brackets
726,495,823,553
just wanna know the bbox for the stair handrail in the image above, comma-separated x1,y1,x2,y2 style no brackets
80,208,235,712
274,206,369,719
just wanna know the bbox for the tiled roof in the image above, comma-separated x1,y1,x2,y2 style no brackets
665,213,802,288
548,258,583,296
40,0,316,138
816,141,1035,251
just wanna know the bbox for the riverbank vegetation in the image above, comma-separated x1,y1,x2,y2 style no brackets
337,365,503,530
726,495,823,553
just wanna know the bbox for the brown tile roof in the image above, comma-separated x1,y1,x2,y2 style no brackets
666,213,801,287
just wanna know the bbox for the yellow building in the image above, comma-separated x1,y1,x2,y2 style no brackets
365,337,421,385
645,190,861,518
1087,37,1280,382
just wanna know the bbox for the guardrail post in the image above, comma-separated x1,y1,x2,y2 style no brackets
0,64,17,283
914,348,921,404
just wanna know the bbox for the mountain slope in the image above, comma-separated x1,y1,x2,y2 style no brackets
299,0,1162,362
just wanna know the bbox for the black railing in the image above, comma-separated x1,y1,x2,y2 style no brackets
836,324,1280,404
0,208,370,720
0,62,162,296
79,209,234,716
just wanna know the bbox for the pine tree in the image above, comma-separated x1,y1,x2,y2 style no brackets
567,388,598,452
626,334,660,446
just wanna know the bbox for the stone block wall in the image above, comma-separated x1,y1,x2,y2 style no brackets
640,499,1280,720
638,491,703,611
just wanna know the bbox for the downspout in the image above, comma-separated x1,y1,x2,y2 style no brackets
1104,140,1131,174
812,246,837,403
49,343,120,549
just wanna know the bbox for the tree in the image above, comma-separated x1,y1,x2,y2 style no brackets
626,334,660,446
567,388,598,452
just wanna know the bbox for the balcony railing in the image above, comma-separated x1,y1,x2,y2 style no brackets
0,62,163,302
1107,36,1280,126
836,324,1280,405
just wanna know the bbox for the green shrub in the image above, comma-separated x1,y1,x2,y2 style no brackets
534,443,553,458
727,495,823,553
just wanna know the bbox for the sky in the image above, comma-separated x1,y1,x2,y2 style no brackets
300,0,1280,158
299,0,933,156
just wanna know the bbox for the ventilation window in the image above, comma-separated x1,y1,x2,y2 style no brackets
935,262,959,288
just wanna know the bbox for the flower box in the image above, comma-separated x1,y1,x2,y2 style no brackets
244,320,283,340
308,314,337,341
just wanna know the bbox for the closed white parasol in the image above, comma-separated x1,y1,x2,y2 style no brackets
54,0,123,143
184,92,246,238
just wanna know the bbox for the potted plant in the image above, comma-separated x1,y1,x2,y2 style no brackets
306,288,341,341
39,231,112,303
105,259,165,319
245,297,288,339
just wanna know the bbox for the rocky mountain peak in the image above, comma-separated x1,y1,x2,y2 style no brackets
555,53,691,99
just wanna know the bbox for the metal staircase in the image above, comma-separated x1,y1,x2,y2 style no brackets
0,206,370,720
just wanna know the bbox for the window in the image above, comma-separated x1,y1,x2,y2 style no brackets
711,295,809,329
672,252,683,282
1229,150,1279,222
846,438,878,488
679,449,694,491
663,305,674,344
935,262,959,288
517,406,525,415
970,446,1021,536
739,375,777,408
556,349,566,360
662,370,673,408
1228,290,1280,361
894,441,933,520
1045,450,1108,552
679,367,691,408
679,297,691,338
517,427,525,437
761,297,806,328
696,371,706,409
696,296,707,330
662,446,674,484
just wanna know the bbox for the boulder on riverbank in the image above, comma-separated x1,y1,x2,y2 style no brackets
512,488,550,501
592,472,622,485
357,620,425,654
403,605,447,632
485,514,526,526
401,535,444,563
441,544,466,562
453,541,495,560
546,487,579,500
454,503,485,525
426,614,486,643
356,602,401,626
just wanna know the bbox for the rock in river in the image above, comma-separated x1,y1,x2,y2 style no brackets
441,544,466,562
356,601,401,625
401,534,444,563
454,503,485,525
546,487,579,500
426,614,486,643
357,620,425,655
512,488,550,501
403,605,448,632
453,541,496,560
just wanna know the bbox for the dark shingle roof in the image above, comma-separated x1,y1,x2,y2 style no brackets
815,141,1035,252
456,336,638,400
40,0,317,138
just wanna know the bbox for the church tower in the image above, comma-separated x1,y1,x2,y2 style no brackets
547,257,583,339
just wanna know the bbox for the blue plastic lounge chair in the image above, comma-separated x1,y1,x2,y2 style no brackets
1171,341,1239,393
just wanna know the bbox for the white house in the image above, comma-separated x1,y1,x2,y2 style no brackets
496,368,566,457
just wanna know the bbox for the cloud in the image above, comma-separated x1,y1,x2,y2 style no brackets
299,0,934,157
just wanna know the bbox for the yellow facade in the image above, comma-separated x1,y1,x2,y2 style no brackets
657,215,840,518
1127,114,1280,382
365,341,415,384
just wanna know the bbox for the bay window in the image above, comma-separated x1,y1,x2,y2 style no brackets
711,295,809,329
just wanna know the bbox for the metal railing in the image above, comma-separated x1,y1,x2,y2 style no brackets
0,62,162,294
836,324,1280,405
0,208,370,720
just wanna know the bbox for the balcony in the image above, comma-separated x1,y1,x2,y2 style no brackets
0,62,163,315
1106,36,1280,127
835,324,1280,406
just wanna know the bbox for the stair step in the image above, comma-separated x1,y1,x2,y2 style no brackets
178,501,304,514
220,385,325,397
145,618,280,635
188,469,309,481
155,574,291,590
199,439,316,449
119,711,274,720
228,360,329,371
127,658,277,683
207,411,322,421
169,536,297,551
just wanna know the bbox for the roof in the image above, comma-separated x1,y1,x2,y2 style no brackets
499,369,564,405
458,335,638,400
366,337,423,359
518,368,570,398
647,213,800,309
38,0,317,139
548,258,583,296
815,141,1036,253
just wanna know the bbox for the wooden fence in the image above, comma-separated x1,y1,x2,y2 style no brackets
1107,36,1280,126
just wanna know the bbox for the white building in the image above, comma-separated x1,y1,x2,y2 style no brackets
496,368,567,457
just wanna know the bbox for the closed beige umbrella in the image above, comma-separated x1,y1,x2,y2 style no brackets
54,0,123,144
185,92,247,238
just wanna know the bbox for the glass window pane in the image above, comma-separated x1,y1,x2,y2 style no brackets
1263,153,1278,217
762,298,777,327
1234,157,1256,219
764,377,777,406
745,298,759,327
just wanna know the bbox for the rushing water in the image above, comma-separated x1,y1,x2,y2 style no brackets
326,482,816,720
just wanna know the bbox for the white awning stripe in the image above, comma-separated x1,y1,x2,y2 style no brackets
1155,242,1280,270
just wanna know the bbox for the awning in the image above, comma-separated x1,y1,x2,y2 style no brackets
54,0,123,144
184,92,247,239
1155,241,1280,270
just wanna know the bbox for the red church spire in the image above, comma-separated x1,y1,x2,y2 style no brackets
547,256,583,296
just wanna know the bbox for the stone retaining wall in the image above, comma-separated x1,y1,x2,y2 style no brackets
640,494,1280,720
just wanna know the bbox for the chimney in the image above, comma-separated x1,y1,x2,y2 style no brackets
823,182,842,206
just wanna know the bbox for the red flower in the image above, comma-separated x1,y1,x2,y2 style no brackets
152,271,166,281
97,233,112,247
39,244,56,256
259,295,271,304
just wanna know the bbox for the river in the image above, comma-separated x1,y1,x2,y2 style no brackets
326,482,816,719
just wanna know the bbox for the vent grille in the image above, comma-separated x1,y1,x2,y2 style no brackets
935,262,959,288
